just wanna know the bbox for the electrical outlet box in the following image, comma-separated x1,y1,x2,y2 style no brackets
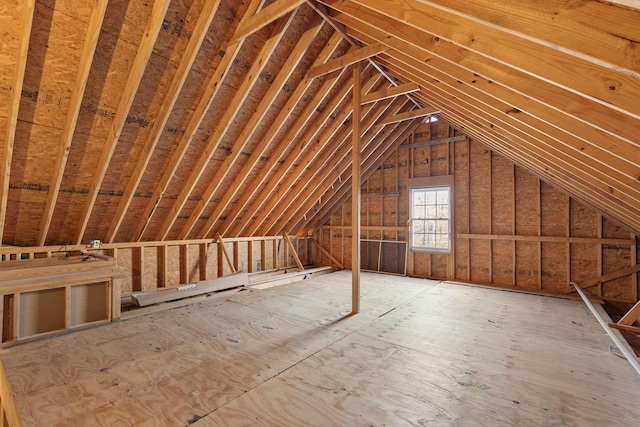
88,240,101,249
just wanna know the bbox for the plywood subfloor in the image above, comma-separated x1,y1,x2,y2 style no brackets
1,271,639,426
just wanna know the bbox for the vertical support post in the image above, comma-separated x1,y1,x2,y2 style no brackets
180,244,189,284
260,239,266,271
199,243,207,280
157,245,167,288
233,241,239,272
247,240,253,273
351,61,361,314
132,247,143,292
272,239,278,270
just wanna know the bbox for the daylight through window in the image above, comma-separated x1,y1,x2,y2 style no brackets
410,186,451,252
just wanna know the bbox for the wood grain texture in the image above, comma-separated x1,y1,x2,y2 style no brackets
3,271,636,425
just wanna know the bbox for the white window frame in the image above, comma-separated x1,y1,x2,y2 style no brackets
409,177,453,253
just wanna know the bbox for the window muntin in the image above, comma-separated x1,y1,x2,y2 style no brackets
410,186,451,252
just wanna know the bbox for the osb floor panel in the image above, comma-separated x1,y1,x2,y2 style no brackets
1,271,639,426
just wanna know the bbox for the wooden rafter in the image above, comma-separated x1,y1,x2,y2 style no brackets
0,0,35,244
306,42,388,78
278,98,410,234
333,4,640,164
329,0,640,117
104,0,222,243
331,6,640,232
38,0,109,246
230,0,307,44
241,72,384,237
377,106,440,126
178,14,323,240
215,35,350,238
267,95,406,236
195,29,343,240
156,8,295,241
361,82,419,104
132,0,260,241
74,0,172,244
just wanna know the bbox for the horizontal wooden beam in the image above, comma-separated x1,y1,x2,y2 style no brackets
231,0,305,43
378,106,440,125
399,135,466,149
361,82,419,104
307,42,388,78
457,233,636,246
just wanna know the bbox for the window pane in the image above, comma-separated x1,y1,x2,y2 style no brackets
426,205,436,218
436,220,449,234
437,205,449,218
437,190,449,204
426,192,436,204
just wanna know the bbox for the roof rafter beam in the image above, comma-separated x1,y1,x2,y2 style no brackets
230,0,307,44
105,0,222,243
272,98,410,235
193,21,335,240
178,14,323,240
73,0,172,244
303,120,419,231
241,72,384,237
306,41,388,79
215,34,349,238
132,0,260,241
361,82,419,104
156,4,295,241
378,106,441,126
38,0,109,246
0,0,35,244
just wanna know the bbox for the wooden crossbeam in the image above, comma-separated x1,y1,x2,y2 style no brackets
74,0,171,244
133,0,261,241
105,0,222,242
574,262,640,291
306,42,388,79
179,14,322,240
312,239,344,269
38,0,108,246
230,0,306,43
156,3,292,241
283,233,304,271
361,82,419,104
0,0,35,244
217,234,237,273
378,106,440,126
399,135,466,149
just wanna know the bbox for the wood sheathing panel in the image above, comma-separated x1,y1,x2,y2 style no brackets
320,120,640,303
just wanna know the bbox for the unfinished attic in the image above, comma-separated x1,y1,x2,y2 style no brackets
1,0,640,425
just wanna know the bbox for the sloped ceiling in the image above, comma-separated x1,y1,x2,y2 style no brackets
1,0,639,247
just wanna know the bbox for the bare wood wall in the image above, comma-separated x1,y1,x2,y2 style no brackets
318,121,640,303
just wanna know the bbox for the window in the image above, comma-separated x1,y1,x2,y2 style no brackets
410,186,451,252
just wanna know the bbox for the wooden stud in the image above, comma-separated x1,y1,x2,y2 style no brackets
0,0,35,244
179,244,190,284
37,0,109,245
233,241,239,272
199,243,207,281
74,0,172,244
132,247,143,292
273,239,278,270
157,245,167,288
260,239,267,271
